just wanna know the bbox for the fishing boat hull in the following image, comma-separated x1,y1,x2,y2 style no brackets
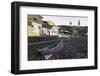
38,40,64,55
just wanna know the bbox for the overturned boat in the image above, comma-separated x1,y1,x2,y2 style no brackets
38,40,64,56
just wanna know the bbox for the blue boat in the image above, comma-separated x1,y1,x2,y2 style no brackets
38,40,64,55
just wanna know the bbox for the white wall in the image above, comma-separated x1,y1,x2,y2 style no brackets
0,0,99,76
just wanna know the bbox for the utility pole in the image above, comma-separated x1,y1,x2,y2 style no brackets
69,21,72,26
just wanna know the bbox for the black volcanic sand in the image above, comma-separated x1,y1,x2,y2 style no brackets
28,36,88,60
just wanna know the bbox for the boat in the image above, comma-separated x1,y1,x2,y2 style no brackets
38,40,64,55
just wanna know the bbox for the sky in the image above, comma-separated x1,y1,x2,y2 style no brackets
42,15,88,26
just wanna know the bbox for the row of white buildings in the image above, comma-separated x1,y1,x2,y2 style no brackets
28,15,60,37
